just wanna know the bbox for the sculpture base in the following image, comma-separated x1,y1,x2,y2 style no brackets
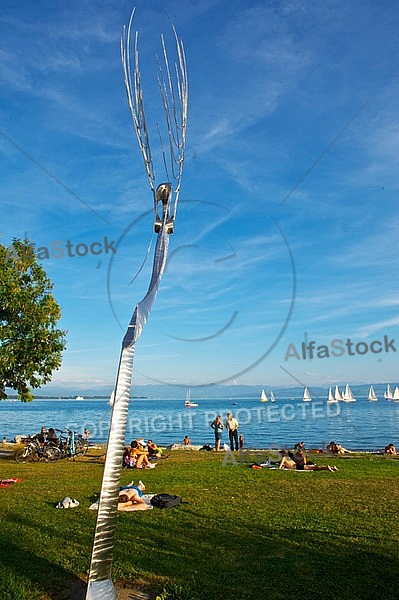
85,579,118,600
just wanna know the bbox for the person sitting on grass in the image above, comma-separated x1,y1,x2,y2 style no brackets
277,449,296,468
384,443,397,455
147,439,163,458
294,441,306,451
279,448,338,471
122,446,136,468
129,440,155,469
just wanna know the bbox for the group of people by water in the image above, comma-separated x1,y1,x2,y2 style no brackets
277,441,339,471
122,438,166,469
1,426,91,446
206,416,398,458
210,413,244,451
255,439,397,471
4,417,396,467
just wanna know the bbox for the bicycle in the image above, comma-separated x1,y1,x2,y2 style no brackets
50,428,89,459
15,436,62,463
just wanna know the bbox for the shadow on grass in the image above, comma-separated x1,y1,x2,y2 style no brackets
112,505,399,600
0,538,86,600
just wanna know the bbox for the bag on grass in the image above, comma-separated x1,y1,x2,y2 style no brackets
150,493,182,509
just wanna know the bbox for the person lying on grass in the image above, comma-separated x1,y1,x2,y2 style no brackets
117,481,152,511
327,441,351,455
279,449,338,471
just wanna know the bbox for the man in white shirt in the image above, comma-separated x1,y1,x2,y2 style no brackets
225,413,239,451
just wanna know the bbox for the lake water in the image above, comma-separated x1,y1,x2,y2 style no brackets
1,386,399,451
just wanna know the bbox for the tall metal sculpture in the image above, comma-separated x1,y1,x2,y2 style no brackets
85,9,187,600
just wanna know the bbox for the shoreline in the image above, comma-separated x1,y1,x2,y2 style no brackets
1,441,397,459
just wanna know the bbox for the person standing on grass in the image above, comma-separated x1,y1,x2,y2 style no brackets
226,413,239,451
210,415,224,451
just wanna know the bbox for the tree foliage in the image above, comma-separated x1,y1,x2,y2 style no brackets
0,238,66,401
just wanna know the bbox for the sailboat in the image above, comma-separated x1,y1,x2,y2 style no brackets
327,387,338,403
184,389,198,407
393,387,399,402
384,384,394,400
270,390,276,403
75,395,84,401
343,384,356,402
367,385,378,402
260,389,269,402
302,387,311,402
334,385,343,401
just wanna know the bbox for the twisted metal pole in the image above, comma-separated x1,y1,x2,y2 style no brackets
85,8,187,599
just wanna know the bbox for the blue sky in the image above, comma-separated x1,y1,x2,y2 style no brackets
1,0,399,394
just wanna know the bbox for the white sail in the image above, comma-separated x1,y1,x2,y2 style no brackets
368,385,377,401
384,384,393,400
303,386,311,401
185,389,198,407
393,387,399,401
334,385,343,401
260,389,269,402
327,387,337,402
343,384,356,402
270,390,276,403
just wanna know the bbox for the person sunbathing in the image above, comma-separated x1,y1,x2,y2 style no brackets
279,449,338,471
327,441,351,454
117,482,151,511
278,449,296,469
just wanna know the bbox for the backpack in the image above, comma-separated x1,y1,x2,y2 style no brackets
150,493,182,508
199,444,213,451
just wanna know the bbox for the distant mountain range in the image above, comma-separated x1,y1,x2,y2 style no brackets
6,381,392,400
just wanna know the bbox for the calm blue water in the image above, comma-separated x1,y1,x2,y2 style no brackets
1,387,399,451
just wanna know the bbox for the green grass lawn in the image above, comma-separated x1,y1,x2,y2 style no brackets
0,449,398,600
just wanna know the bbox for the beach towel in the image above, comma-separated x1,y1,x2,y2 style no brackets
89,493,155,511
0,478,23,488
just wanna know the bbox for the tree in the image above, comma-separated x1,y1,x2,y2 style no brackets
0,238,66,401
